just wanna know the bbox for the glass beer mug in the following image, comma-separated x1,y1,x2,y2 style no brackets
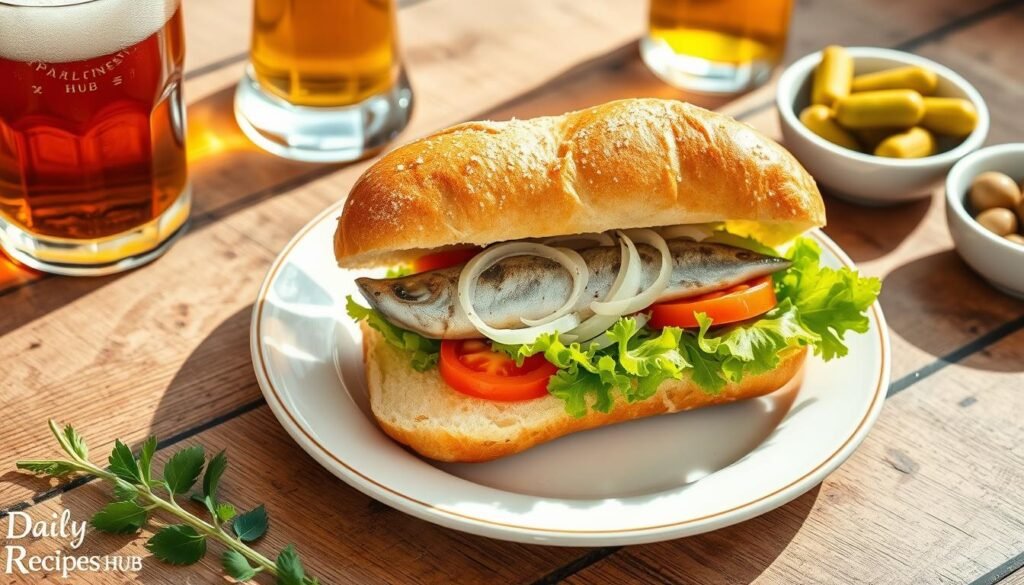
642,0,794,94
0,0,190,275
234,0,413,163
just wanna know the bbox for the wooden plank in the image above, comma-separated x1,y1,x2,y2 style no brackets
565,328,1024,585
1,407,584,584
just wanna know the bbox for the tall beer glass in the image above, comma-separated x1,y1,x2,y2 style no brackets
0,0,190,275
642,0,793,94
234,0,413,163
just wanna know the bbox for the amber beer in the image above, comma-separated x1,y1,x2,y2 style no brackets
234,0,412,162
251,0,399,107
643,0,793,94
0,0,189,274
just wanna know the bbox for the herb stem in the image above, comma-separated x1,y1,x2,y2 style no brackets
71,456,279,578
144,492,278,576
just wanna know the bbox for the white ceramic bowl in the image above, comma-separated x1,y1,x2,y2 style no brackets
945,143,1024,299
777,47,989,206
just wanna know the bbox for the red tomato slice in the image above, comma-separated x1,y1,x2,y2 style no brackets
649,276,778,329
439,339,557,401
412,247,480,273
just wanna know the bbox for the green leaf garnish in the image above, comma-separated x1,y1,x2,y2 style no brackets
146,525,207,565
203,450,228,501
233,505,269,542
109,440,143,484
222,549,257,581
16,460,78,476
112,482,139,502
61,424,88,460
91,501,148,534
216,502,238,523
162,445,205,496
275,545,307,585
139,436,157,485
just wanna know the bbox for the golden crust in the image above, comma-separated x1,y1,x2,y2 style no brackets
361,323,807,463
336,98,824,267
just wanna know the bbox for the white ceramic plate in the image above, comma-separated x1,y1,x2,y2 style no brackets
251,201,891,546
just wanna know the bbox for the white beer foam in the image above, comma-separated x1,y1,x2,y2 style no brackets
0,0,181,64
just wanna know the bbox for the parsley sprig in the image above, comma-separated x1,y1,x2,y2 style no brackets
16,420,319,584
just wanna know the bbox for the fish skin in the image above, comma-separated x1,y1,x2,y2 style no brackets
355,240,791,339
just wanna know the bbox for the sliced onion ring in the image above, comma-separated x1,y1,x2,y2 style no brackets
520,246,588,326
659,224,713,242
542,232,615,249
457,242,589,345
590,228,672,316
566,231,643,342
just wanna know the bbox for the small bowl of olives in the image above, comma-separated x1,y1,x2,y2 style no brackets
945,143,1024,298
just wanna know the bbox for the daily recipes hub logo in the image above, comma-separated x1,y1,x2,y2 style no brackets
4,509,142,579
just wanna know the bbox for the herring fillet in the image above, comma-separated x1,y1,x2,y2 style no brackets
355,240,791,339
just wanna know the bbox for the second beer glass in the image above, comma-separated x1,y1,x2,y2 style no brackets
642,0,793,94
234,0,412,163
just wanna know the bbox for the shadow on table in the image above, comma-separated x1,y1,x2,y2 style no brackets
881,250,1024,372
0,270,129,339
820,193,932,262
156,304,262,430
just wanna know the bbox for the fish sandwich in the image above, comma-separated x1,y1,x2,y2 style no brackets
336,99,880,462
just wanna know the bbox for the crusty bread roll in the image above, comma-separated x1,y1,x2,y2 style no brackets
362,324,807,462
335,98,824,268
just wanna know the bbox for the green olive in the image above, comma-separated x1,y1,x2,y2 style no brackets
976,207,1018,236
969,172,1021,212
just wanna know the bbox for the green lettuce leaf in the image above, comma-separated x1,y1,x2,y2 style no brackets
704,230,780,257
385,264,413,278
345,296,440,371
676,300,820,391
775,239,882,360
497,317,691,417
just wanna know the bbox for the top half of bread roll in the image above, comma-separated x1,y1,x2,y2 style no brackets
335,98,824,268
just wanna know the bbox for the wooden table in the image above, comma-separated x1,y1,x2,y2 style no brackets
2,0,1022,583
